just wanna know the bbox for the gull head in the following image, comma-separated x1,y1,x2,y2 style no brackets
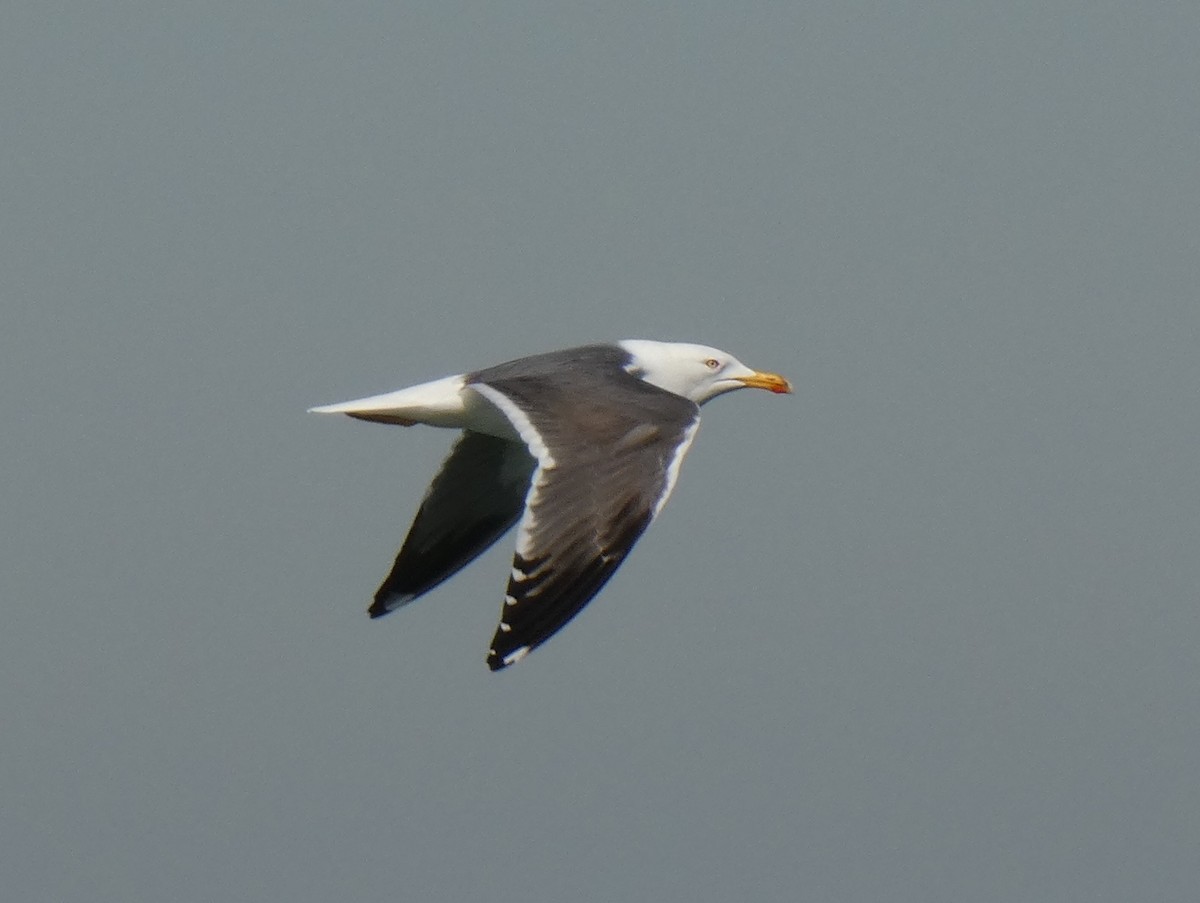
618,340,792,405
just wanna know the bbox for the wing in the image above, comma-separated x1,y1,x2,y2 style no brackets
370,430,536,616
469,375,700,670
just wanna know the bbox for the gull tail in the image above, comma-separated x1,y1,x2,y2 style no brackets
308,374,468,427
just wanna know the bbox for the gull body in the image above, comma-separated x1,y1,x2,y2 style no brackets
311,339,791,670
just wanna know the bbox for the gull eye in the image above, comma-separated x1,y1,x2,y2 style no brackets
704,358,721,370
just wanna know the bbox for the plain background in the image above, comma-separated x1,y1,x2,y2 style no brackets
3,3,1198,901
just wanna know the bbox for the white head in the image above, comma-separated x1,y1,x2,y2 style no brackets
617,340,792,405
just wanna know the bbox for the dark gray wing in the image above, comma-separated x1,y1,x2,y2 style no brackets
370,431,536,617
468,371,700,670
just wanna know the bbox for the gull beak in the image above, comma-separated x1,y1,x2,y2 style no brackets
735,370,793,394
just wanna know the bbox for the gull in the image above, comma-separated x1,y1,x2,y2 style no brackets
311,340,791,670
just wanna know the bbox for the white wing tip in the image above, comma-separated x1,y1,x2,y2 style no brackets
502,646,531,666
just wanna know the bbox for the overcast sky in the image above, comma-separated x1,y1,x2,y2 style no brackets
3,2,1199,901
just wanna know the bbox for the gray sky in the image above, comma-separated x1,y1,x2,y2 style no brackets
4,2,1199,901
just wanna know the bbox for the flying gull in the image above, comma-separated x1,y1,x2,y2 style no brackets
310,340,791,670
